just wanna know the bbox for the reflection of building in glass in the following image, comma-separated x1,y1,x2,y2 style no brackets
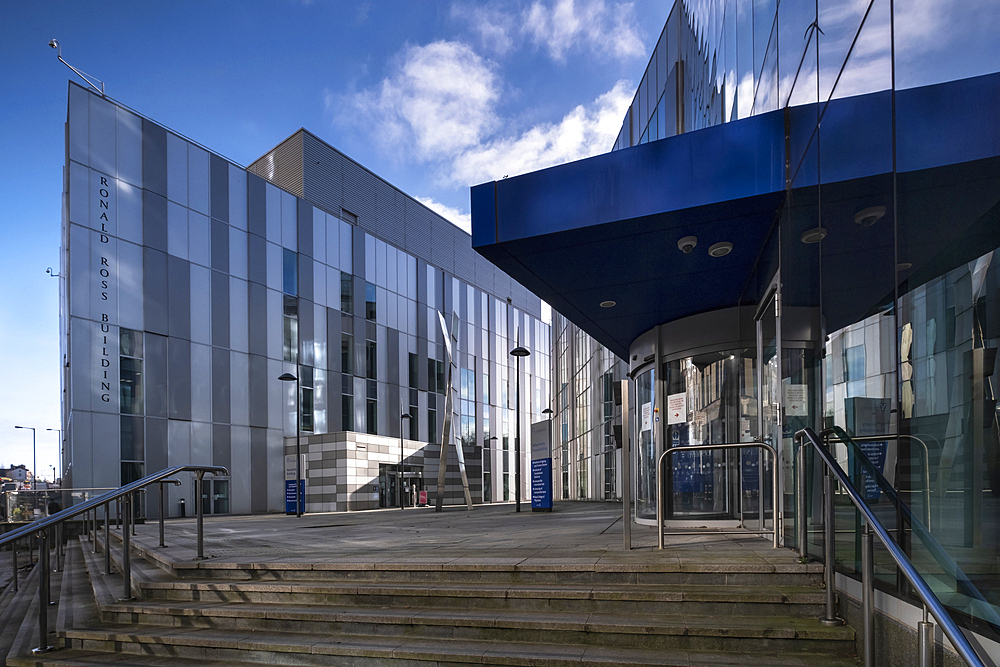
551,313,628,501
59,84,549,516
473,0,1000,656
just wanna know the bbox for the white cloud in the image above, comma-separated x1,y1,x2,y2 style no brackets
349,41,500,160
449,79,633,186
452,0,646,62
450,4,519,55
415,196,473,234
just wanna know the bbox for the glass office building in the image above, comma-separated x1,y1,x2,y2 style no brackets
60,83,549,516
473,0,1000,655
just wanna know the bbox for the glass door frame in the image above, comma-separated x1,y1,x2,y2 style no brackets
753,272,781,536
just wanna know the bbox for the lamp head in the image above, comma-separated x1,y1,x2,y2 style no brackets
49,39,59,50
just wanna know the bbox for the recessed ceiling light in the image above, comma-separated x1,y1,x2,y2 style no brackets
855,206,886,227
600,300,616,308
800,227,827,244
708,242,733,257
896,262,912,271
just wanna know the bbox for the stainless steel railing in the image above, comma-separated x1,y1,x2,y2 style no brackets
0,465,227,655
656,441,779,549
795,427,985,667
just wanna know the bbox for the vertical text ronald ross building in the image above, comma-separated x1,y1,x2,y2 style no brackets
60,82,551,515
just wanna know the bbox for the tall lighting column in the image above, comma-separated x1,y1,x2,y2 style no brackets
46,428,61,484
399,411,412,509
509,342,530,512
14,426,36,490
278,372,302,517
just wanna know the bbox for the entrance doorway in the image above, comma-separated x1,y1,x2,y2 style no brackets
379,465,425,508
200,478,231,515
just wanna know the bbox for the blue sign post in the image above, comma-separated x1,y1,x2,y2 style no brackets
530,420,553,511
285,479,305,514
284,454,305,515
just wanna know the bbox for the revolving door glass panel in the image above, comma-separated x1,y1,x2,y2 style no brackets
663,354,744,519
635,367,657,520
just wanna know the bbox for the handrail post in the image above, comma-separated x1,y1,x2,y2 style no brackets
771,444,779,548
918,607,933,667
862,523,874,667
820,470,842,626
657,451,666,550
56,522,64,572
159,483,166,547
120,494,133,601
32,529,53,654
195,471,206,560
104,501,112,575
11,539,17,592
797,437,808,562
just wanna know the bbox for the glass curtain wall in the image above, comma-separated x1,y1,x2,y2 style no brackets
625,0,1000,637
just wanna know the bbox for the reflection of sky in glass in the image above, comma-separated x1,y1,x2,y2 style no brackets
650,0,1000,137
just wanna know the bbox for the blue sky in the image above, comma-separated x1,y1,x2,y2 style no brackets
0,1,668,478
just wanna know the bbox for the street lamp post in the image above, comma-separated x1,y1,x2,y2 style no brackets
14,426,36,491
45,429,61,484
278,372,302,517
509,342,530,513
400,411,413,510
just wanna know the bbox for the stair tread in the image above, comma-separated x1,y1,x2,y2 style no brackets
71,601,857,638
141,577,828,600
54,627,860,666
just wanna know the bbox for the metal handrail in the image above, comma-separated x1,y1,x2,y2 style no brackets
795,427,984,667
1,465,227,655
657,441,778,549
823,426,933,529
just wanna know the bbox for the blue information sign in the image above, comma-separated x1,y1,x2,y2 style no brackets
530,419,553,511
285,479,305,514
531,458,552,510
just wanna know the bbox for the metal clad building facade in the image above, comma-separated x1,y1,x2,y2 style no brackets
61,83,550,516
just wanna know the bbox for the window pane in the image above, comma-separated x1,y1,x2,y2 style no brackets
283,248,297,296
342,333,354,375
365,281,376,321
340,271,353,313
366,399,377,435
120,415,144,460
366,340,377,379
342,394,353,431
120,357,143,414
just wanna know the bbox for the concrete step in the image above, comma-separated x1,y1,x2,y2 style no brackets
87,597,856,655
139,577,829,617
59,624,860,666
71,531,858,665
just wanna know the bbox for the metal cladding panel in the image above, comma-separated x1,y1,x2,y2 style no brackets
372,180,405,247
430,218,456,274
248,131,304,198
301,133,345,215
404,199,434,262
342,159,377,228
